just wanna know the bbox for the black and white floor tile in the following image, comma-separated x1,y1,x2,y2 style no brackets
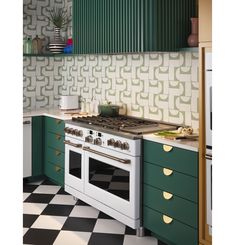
23,179,167,245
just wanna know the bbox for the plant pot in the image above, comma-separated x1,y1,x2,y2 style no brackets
187,17,198,47
48,27,65,54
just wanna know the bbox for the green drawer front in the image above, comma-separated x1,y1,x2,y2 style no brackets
47,132,65,152
45,117,65,135
144,162,198,203
144,140,198,177
45,147,64,169
144,184,197,228
44,162,64,186
144,206,198,245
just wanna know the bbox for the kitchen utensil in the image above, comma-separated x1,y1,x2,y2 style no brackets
98,101,120,117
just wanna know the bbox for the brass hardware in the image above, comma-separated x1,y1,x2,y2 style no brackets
163,215,173,224
64,140,82,148
55,119,62,124
83,146,131,164
163,168,173,176
205,154,212,160
163,145,173,152
163,191,173,200
55,166,61,172
55,150,61,156
55,134,61,140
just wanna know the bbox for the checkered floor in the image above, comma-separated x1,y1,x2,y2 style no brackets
23,178,167,245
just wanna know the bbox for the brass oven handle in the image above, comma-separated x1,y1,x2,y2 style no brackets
64,140,82,148
83,146,131,164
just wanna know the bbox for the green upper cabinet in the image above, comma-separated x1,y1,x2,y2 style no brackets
73,0,196,54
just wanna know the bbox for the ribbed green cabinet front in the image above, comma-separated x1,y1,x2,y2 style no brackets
73,0,196,53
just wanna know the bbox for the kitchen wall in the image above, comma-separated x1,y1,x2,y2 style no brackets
23,0,199,129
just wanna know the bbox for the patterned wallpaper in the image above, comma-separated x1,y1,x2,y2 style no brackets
23,0,199,128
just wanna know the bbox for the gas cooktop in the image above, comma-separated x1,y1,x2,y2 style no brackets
71,115,178,135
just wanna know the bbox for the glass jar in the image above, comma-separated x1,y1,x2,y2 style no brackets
24,38,32,54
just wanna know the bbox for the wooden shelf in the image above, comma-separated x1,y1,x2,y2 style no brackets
23,53,77,57
180,47,199,52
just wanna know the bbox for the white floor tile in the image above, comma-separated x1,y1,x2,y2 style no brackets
23,203,47,215
31,215,67,230
69,206,99,218
23,228,29,235
23,193,31,201
33,185,61,194
53,230,91,245
123,235,158,245
50,194,77,205
93,219,126,234
27,180,44,185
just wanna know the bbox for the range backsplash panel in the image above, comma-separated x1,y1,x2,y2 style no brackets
23,52,199,128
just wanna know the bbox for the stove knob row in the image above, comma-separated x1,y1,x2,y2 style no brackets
85,135,93,143
121,142,130,150
114,140,122,148
107,138,115,146
94,138,102,146
64,127,83,137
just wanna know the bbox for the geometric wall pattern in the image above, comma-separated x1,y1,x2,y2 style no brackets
23,52,199,129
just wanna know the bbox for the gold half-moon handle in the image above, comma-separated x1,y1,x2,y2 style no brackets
55,150,61,156
163,168,173,176
163,215,173,224
55,119,62,124
55,134,61,140
163,145,173,152
55,166,61,172
163,191,173,200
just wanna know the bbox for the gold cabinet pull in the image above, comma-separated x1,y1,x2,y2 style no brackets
55,134,61,140
163,145,173,152
163,168,173,176
163,215,173,224
163,191,173,200
55,150,61,156
55,166,61,172
55,119,62,124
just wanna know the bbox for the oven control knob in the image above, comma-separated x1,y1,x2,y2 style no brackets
121,142,130,150
85,135,93,143
74,129,83,137
114,140,122,148
94,138,102,146
64,127,70,133
107,138,115,146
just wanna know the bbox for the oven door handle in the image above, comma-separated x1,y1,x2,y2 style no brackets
64,140,82,148
83,146,131,164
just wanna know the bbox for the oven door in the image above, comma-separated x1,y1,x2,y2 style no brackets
64,136,84,193
83,145,140,219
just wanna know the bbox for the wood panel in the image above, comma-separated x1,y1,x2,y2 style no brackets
199,0,212,42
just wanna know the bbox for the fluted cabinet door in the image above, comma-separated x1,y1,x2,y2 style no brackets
73,0,196,54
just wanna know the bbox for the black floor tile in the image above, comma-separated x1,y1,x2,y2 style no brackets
24,193,55,203
76,199,90,206
41,204,74,216
41,179,58,185
125,226,136,235
23,214,39,228
158,239,168,245
57,187,70,195
88,233,124,245
23,228,59,245
97,211,114,219
23,184,38,193
62,217,97,232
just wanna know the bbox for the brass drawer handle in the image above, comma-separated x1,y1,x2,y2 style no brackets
163,145,173,152
55,134,61,140
55,166,61,172
55,150,61,156
163,168,173,176
163,215,173,224
163,191,173,200
55,119,62,125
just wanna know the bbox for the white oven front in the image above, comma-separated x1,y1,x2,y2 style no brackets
83,144,140,220
64,136,84,193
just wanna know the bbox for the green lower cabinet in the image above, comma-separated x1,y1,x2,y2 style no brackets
144,206,198,245
44,162,64,186
144,184,197,228
46,147,65,169
32,116,43,176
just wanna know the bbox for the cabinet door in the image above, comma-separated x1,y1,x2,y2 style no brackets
32,116,43,176
199,0,212,42
73,0,196,54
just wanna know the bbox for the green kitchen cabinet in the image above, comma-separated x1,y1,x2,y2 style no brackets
143,139,199,245
44,117,65,186
32,116,43,176
73,0,196,54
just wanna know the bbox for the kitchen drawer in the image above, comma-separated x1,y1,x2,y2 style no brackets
144,162,198,203
144,184,197,228
45,147,64,169
144,140,198,177
45,116,65,135
47,132,65,152
44,161,64,186
144,206,198,245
